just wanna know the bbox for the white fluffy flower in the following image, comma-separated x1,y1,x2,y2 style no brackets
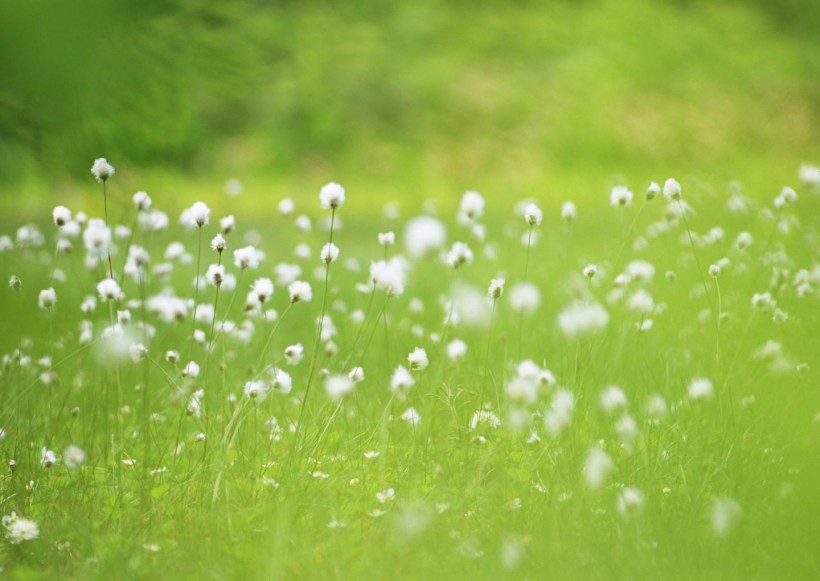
63,445,86,470
211,234,226,253
284,343,304,365
469,410,501,430
41,447,57,468
324,374,355,400
509,282,540,314
610,186,634,207
400,407,421,427
558,302,609,339
688,377,714,400
244,380,269,401
2,512,39,544
288,280,313,303
53,206,71,227
370,257,408,297
600,385,628,413
447,339,468,361
584,448,614,490
91,158,115,182
617,487,645,517
645,182,661,200
233,246,261,270
206,264,225,287
97,278,124,302
712,498,742,537
446,242,473,269
133,191,152,211
378,232,395,246
663,178,682,201
319,182,346,210
251,277,274,303
488,277,505,299
561,201,577,222
38,287,57,310
407,347,429,371
348,366,365,382
320,242,340,264
404,216,446,259
523,203,543,226
189,202,211,227
390,365,415,394
129,343,148,363
458,190,485,223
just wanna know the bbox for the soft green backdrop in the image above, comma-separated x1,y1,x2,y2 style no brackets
1,0,818,213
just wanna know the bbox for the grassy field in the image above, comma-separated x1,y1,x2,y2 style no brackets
2,0,820,578
1,164,819,578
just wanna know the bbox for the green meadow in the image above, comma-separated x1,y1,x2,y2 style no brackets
1,0,819,578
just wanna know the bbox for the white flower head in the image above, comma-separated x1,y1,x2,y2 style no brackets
400,407,421,427
2,512,39,544
233,246,261,270
584,448,614,490
561,201,577,222
610,186,634,207
488,277,505,299
38,287,57,310
284,343,304,365
129,343,148,363
348,366,365,382
407,347,429,371
458,190,485,223
133,191,152,211
41,447,57,468
64,445,86,470
617,487,645,517
91,158,115,182
509,282,540,315
206,264,225,287
523,203,543,226
320,242,340,264
404,216,446,259
583,264,598,279
324,374,355,400
53,206,71,227
244,380,269,401
646,182,661,201
211,234,226,253
688,377,714,401
663,178,682,201
189,202,210,227
370,257,408,297
378,232,395,246
97,278,124,302
288,280,313,304
712,498,742,537
390,365,415,394
558,302,609,339
600,385,628,413
319,182,346,210
446,242,473,269
447,339,468,361
251,277,274,303
220,215,235,234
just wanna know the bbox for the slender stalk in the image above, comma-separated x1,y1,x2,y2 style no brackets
102,180,115,280
295,208,336,443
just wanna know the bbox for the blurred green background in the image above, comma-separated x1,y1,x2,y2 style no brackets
1,0,818,209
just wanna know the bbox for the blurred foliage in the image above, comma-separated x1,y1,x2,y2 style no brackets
0,0,819,185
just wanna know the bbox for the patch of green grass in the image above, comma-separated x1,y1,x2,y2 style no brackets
1,172,819,578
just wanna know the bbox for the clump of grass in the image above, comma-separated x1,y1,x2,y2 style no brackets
0,161,818,578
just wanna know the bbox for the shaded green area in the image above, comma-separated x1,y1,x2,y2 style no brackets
1,0,819,193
